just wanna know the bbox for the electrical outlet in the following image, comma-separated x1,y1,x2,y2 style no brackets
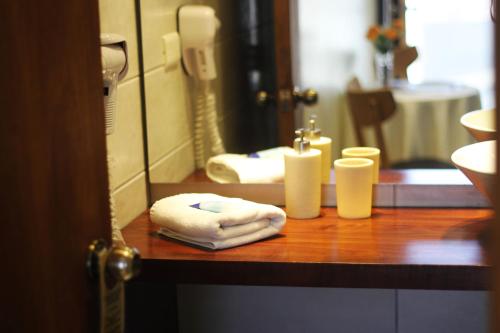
162,32,181,70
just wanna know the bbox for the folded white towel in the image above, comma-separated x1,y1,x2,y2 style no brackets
150,193,286,250
206,147,293,183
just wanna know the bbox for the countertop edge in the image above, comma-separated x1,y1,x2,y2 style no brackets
136,259,490,290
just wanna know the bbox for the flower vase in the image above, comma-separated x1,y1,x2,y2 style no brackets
375,51,393,87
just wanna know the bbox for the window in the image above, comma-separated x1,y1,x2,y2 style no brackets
405,0,494,108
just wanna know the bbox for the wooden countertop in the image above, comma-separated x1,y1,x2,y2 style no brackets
123,206,492,290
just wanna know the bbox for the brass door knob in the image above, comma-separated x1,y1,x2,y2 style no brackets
293,88,318,106
87,239,141,332
87,239,141,282
106,245,141,282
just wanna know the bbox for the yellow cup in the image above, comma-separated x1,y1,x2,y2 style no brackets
334,158,374,219
342,147,380,184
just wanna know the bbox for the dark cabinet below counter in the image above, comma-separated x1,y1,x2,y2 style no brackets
176,286,488,333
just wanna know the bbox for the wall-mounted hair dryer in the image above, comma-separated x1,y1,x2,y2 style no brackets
100,34,129,244
179,5,225,168
179,5,220,81
100,33,128,135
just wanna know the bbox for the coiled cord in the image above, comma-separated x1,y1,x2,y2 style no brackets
194,84,207,169
193,81,225,168
205,89,225,155
107,154,125,244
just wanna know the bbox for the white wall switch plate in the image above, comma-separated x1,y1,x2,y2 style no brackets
162,32,181,70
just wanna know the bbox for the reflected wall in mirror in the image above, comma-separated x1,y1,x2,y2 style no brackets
139,0,495,185
140,0,245,184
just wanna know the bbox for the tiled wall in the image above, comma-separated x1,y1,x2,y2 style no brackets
141,0,241,184
99,0,241,228
99,0,148,229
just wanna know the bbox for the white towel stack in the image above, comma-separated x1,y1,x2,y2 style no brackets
205,147,293,183
150,193,286,250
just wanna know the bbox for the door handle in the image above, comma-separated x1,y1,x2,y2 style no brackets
255,89,294,112
106,244,141,282
87,239,141,333
293,87,319,106
256,88,319,108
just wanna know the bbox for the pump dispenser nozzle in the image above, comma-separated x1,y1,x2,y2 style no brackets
306,115,321,140
303,114,332,184
294,129,311,153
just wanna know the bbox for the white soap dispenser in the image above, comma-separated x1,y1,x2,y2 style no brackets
284,129,322,219
305,116,332,183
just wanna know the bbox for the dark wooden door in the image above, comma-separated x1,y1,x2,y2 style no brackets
273,0,296,147
235,0,296,152
0,1,111,332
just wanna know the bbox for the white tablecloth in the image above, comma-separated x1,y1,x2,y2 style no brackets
340,82,481,164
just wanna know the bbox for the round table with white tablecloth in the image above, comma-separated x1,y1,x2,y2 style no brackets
340,82,482,165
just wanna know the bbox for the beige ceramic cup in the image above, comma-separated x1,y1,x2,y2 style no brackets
342,147,380,184
334,158,374,219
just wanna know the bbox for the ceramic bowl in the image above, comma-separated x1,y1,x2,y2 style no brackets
451,140,496,203
460,109,496,142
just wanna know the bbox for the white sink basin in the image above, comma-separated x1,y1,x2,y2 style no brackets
451,140,496,203
460,109,495,141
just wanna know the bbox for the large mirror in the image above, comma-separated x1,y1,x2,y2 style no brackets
137,0,494,185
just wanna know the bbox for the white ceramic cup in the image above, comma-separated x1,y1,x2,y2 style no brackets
334,157,374,219
342,147,380,184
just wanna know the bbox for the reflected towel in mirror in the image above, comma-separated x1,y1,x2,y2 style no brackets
206,147,293,183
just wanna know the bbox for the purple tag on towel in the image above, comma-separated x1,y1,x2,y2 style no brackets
248,152,260,158
189,201,227,213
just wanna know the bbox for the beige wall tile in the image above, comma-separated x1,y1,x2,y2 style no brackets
112,172,148,229
106,78,145,190
149,140,196,182
144,0,197,14
99,0,140,79
140,2,177,71
145,66,192,164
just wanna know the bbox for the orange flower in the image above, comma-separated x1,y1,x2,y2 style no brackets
392,18,404,30
384,28,399,40
366,26,380,41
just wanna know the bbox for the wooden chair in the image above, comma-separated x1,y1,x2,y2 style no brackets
346,87,397,168
393,46,418,79
346,77,362,91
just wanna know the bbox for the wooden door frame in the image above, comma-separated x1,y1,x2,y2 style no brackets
274,0,296,146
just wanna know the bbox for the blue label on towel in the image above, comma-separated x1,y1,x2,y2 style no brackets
190,201,233,213
247,152,260,158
